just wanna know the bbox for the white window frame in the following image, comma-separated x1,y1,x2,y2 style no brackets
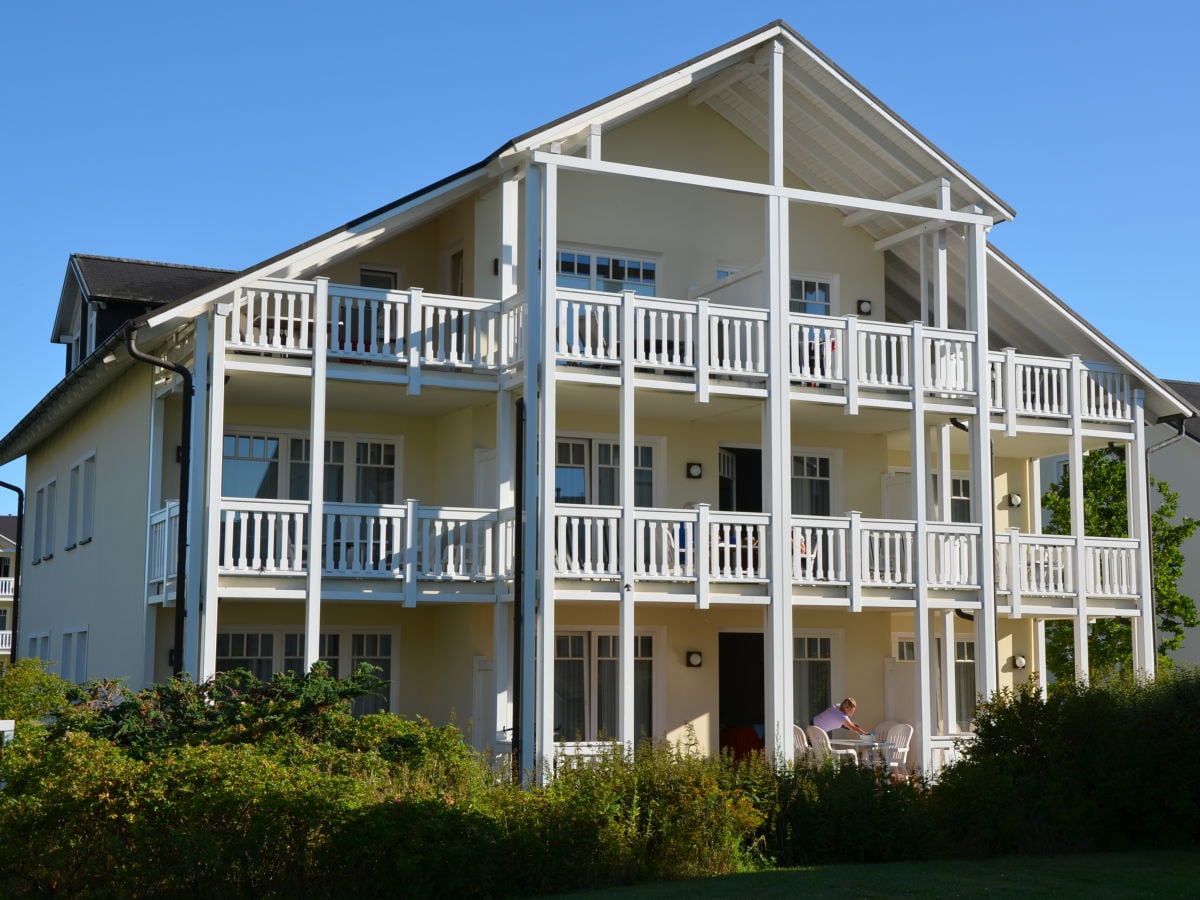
32,486,44,563
61,626,89,683
553,625,664,743
556,245,660,296
32,479,56,562
793,627,846,726
789,272,839,317
358,266,402,291
222,428,405,505
214,626,399,710
555,433,666,508
27,630,50,661
791,446,844,517
66,451,97,550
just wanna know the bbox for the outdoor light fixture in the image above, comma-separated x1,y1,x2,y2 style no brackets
686,650,703,668
1011,654,1028,670
856,298,873,316
1006,492,1023,508
686,462,703,479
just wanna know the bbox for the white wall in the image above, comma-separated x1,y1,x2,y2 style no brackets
1148,426,1200,666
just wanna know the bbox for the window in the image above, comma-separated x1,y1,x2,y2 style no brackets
0,609,7,630
955,640,977,730
555,438,657,506
28,632,49,661
351,633,393,716
288,439,346,502
556,249,657,296
950,477,971,523
0,557,9,579
66,454,96,549
792,454,831,516
60,629,88,683
896,639,916,661
793,636,832,727
223,434,280,499
789,276,834,316
355,442,397,504
44,481,56,559
283,632,341,675
32,487,44,562
555,631,654,742
359,268,398,291
216,632,275,681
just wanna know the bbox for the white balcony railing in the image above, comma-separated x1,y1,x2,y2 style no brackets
995,531,1141,609
0,576,13,599
0,631,10,652
147,500,181,599
988,351,1133,425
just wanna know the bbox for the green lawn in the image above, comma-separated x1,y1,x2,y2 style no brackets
551,850,1200,898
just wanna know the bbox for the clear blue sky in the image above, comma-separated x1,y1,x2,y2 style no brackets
2,1,1197,513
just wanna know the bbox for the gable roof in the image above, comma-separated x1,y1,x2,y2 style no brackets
74,255,235,306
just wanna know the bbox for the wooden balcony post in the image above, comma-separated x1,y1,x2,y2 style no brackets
1068,354,1089,681
407,287,423,396
848,510,863,612
909,321,933,772
695,297,710,404
199,303,230,683
696,503,711,610
304,278,329,671
404,498,419,608
1129,390,1155,676
844,316,860,415
1008,527,1023,619
619,288,636,750
1003,347,1018,436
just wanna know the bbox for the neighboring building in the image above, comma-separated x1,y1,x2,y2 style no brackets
1149,380,1200,666
0,516,15,658
0,21,1192,775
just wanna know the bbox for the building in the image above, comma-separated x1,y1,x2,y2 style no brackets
1148,380,1200,666
0,21,1193,775
0,516,15,658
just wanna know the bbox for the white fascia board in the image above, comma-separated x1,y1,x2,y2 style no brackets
146,168,490,329
987,247,1190,418
786,35,1013,222
49,263,84,344
531,151,993,226
507,28,783,154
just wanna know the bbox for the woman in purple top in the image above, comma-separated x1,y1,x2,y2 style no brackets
812,697,871,735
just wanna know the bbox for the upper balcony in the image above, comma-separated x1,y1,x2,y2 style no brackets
220,278,1135,430
0,576,12,599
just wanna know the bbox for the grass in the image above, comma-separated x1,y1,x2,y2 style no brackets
551,850,1200,898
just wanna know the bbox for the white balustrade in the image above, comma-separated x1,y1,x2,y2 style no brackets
0,577,13,599
709,308,768,377
419,294,499,368
147,501,180,599
709,514,768,581
323,504,406,575
857,323,911,389
861,521,914,585
634,511,696,579
556,290,621,363
417,508,499,579
923,329,976,395
790,517,849,583
636,299,695,370
218,500,309,574
1085,538,1138,596
789,316,844,384
554,505,621,577
228,281,314,352
0,631,10,652
1081,365,1131,422
926,524,980,588
328,286,406,359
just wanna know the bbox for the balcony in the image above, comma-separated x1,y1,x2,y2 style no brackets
994,530,1141,616
0,576,13,599
0,631,10,653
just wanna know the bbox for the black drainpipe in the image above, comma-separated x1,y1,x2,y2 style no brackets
511,397,525,782
0,482,24,662
124,324,191,678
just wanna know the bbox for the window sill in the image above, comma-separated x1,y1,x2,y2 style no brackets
79,537,92,546
65,543,77,552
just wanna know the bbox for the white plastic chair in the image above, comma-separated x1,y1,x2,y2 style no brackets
884,722,914,775
804,725,858,765
873,720,897,737
793,724,811,763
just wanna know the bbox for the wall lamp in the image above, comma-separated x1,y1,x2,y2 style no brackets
856,298,873,316
1011,654,1028,670
686,650,703,668
1005,492,1023,508
686,462,703,479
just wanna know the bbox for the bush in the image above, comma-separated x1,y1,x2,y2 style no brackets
0,657,75,722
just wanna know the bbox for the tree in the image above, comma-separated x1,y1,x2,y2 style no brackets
1042,447,1198,680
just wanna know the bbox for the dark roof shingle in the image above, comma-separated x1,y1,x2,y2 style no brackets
74,254,235,307
1164,380,1200,443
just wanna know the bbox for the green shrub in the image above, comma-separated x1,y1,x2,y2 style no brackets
0,657,76,721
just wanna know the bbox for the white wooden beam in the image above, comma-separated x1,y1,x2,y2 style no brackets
198,305,229,682
843,177,950,228
529,151,993,226
769,40,784,188
874,219,949,253
304,278,329,671
687,57,766,107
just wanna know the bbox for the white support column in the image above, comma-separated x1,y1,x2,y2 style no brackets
941,610,957,733
1034,618,1049,699
304,278,328,671
936,424,952,522
1030,454,1044,535
763,179,794,763
183,313,209,676
934,180,950,329
1068,355,1089,682
536,160,560,778
1129,391,1156,677
965,222,998,697
493,600,513,746
918,234,928,326
199,304,229,681
407,288,423,396
910,322,933,771
619,289,636,750
500,172,520,301
519,166,543,781
768,40,785,188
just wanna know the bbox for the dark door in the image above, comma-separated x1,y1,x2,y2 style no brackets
718,632,764,756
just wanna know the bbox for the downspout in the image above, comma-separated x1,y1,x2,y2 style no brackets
511,397,525,782
124,324,191,678
0,482,23,662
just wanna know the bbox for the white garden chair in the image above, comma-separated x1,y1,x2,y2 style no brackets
884,722,914,775
804,725,858,765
